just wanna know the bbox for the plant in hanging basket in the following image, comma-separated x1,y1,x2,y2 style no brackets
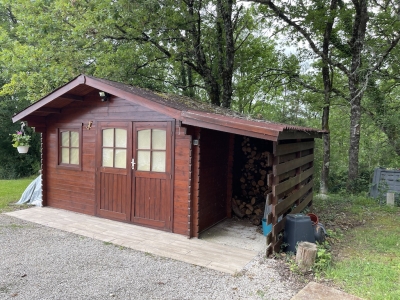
10,131,31,148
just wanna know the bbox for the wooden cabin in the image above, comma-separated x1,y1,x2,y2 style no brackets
12,75,323,254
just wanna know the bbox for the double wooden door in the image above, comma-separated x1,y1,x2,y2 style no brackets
96,121,172,230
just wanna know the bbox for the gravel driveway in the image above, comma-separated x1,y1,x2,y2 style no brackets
0,214,302,299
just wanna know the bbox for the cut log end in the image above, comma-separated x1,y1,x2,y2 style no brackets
295,242,317,272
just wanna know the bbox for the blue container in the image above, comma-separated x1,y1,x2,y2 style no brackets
262,218,272,236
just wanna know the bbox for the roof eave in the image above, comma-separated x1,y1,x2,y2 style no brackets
12,75,86,123
12,75,183,123
84,76,182,119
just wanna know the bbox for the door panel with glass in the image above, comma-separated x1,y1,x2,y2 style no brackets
131,122,172,229
96,122,131,221
96,121,172,230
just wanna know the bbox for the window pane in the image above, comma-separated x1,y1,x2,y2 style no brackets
115,129,127,148
137,150,150,171
61,131,69,147
115,149,126,168
103,129,114,147
70,148,79,165
152,151,166,172
61,148,69,164
70,131,79,147
102,148,114,167
152,129,166,150
138,129,151,149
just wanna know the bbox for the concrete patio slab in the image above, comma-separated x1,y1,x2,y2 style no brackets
5,207,258,275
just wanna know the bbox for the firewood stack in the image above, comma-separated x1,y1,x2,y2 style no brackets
232,137,273,225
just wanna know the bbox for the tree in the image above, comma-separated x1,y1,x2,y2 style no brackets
248,0,400,192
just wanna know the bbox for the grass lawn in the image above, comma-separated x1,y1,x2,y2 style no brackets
313,194,400,300
0,176,36,212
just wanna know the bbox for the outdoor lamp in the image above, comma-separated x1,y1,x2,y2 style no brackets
99,91,109,102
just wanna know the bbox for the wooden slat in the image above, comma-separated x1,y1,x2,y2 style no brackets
274,141,314,156
272,216,286,237
291,192,313,214
271,193,313,237
273,167,314,196
274,180,314,216
274,154,314,176
273,236,284,253
266,232,273,245
278,131,321,140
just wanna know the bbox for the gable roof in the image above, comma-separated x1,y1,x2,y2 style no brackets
12,74,324,141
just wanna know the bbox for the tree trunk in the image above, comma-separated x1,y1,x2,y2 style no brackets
346,0,368,191
219,0,234,108
320,105,330,195
347,92,362,190
319,0,337,195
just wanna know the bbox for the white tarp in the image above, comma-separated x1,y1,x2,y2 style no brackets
16,175,42,207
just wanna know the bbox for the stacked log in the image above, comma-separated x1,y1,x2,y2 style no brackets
232,137,273,225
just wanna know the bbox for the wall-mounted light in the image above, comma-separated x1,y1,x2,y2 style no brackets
99,91,109,102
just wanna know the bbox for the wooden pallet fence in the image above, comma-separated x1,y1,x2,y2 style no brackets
266,139,315,255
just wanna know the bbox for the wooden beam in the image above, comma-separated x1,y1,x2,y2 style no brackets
226,134,235,218
271,192,313,237
182,117,278,141
273,167,314,196
37,107,61,114
59,94,84,101
22,116,46,127
272,215,286,237
274,141,315,156
274,180,314,216
273,154,314,176
278,130,322,140
182,111,280,138
291,192,313,214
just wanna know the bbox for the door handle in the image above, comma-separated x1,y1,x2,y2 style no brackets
131,158,136,170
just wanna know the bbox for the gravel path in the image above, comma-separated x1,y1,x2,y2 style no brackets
0,214,303,300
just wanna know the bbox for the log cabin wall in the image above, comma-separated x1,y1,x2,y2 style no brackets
173,126,192,236
266,139,315,255
187,126,201,237
197,128,230,234
44,90,174,216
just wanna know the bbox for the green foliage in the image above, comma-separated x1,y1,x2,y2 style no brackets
9,130,30,147
313,242,332,276
0,97,41,179
0,0,398,193
325,211,400,299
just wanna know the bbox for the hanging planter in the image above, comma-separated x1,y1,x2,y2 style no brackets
17,145,30,153
10,128,31,154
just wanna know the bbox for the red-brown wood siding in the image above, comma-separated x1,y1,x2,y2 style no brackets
44,90,173,216
173,127,192,236
188,127,201,237
100,173,127,214
226,134,235,218
197,128,230,233
134,177,167,221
